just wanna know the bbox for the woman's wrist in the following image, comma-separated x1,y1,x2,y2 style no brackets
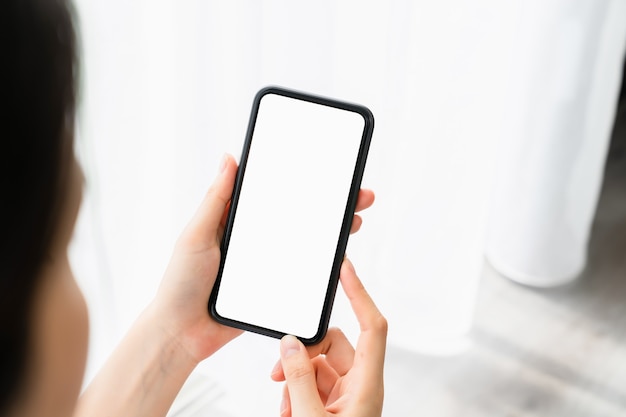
142,302,202,370
75,304,199,417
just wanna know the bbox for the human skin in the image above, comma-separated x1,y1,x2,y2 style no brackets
9,153,379,417
271,258,387,417
7,158,88,417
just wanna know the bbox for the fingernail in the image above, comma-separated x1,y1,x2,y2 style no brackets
280,335,301,358
218,154,228,173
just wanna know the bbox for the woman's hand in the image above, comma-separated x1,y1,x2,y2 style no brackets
148,154,240,364
271,258,387,417
76,155,375,417
150,155,376,365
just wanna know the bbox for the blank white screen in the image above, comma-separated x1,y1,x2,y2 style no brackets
215,93,365,339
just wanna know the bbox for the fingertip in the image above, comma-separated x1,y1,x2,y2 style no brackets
350,215,363,234
218,153,228,173
206,153,236,202
280,335,303,359
342,257,356,275
180,152,238,249
226,152,237,167
220,153,237,177
356,188,376,212
340,257,365,299
279,334,324,414
271,359,285,381
339,261,387,368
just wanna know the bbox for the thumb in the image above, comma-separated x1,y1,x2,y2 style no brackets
180,154,237,249
280,335,325,417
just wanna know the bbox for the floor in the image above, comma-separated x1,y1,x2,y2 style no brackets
169,86,626,417
382,95,626,416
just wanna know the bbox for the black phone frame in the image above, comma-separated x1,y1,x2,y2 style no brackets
208,86,374,345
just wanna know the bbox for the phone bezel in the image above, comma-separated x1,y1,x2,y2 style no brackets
208,86,374,345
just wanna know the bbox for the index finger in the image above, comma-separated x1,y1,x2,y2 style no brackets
340,258,387,378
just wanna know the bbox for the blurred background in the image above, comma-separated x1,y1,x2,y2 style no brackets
68,0,626,415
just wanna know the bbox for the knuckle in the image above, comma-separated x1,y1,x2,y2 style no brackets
327,327,345,338
357,386,384,412
285,361,313,382
207,182,230,206
372,314,388,335
205,246,221,264
321,327,350,354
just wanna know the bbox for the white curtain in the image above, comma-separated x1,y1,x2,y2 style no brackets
69,0,625,415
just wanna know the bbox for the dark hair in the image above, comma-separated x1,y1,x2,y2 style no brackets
0,0,78,411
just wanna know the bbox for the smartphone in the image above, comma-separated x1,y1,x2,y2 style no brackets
208,86,374,345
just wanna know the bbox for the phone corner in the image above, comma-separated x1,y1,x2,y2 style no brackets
359,105,375,131
255,85,281,101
